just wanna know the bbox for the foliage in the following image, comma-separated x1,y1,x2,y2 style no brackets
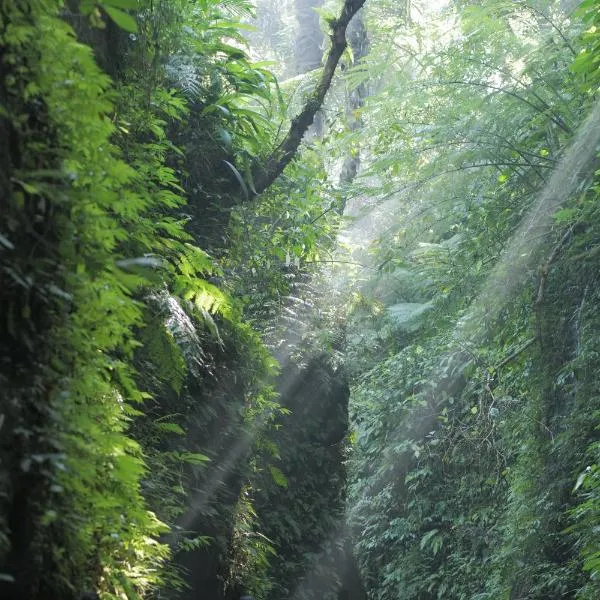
339,1,600,599
161,0,283,247
0,0,285,598
225,486,277,599
0,1,179,595
5,1,600,600
571,0,600,94
251,354,350,600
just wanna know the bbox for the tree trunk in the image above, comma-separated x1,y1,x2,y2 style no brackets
251,0,367,196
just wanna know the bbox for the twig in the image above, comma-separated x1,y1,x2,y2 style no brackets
303,259,376,270
493,337,536,371
423,80,572,134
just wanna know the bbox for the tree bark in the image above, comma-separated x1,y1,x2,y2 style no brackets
339,10,369,193
293,0,325,137
293,0,325,76
251,0,367,196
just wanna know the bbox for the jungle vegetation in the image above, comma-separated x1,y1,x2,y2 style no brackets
1,1,600,599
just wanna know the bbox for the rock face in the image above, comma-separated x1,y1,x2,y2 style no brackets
253,352,367,600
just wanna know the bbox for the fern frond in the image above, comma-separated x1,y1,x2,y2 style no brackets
216,0,255,19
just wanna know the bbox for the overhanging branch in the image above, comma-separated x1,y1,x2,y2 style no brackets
251,0,367,197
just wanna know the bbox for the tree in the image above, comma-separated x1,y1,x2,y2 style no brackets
252,0,367,195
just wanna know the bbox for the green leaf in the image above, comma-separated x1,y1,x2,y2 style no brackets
0,233,15,250
79,0,95,15
573,469,589,493
156,422,186,436
202,103,232,118
103,0,138,8
269,465,288,488
420,529,440,550
553,208,578,224
223,160,249,201
179,452,211,465
103,5,138,32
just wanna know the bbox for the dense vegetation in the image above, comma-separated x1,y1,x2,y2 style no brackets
1,1,600,599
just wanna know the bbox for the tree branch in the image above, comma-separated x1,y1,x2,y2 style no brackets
251,0,367,197
493,337,536,371
425,80,572,134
